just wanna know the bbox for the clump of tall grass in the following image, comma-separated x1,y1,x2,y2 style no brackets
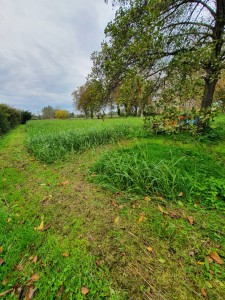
90,144,225,208
26,123,135,163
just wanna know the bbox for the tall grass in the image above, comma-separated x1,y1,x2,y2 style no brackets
90,143,225,208
26,118,143,163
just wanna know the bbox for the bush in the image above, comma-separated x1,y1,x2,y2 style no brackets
0,104,21,135
21,110,32,124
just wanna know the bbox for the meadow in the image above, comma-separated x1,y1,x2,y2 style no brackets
1,115,225,299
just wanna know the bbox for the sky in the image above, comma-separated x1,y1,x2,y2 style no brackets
0,0,115,114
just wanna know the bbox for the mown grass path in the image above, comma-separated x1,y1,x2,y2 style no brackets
1,126,225,300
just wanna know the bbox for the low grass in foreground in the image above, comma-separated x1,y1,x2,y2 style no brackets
26,118,143,163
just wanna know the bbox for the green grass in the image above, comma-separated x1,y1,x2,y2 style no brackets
1,116,225,299
90,141,225,209
0,128,119,300
26,118,143,163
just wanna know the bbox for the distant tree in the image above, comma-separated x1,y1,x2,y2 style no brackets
41,105,55,119
72,79,105,118
54,110,70,119
21,110,32,124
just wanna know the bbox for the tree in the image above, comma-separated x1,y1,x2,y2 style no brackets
100,0,225,112
0,104,21,134
41,105,55,119
54,110,70,119
21,110,32,124
72,79,105,118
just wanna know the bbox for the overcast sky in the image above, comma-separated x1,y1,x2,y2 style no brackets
0,0,115,114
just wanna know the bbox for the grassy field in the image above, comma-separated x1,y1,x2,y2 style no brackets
1,116,225,299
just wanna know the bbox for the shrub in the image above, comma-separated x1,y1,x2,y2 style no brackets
21,110,32,124
0,104,21,135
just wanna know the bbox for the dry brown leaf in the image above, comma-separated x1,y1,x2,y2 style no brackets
187,216,194,225
96,260,103,266
30,273,39,282
209,251,224,264
61,180,70,186
25,285,35,300
56,285,64,298
0,288,14,297
0,246,3,254
81,286,89,295
0,258,5,266
138,213,146,222
34,221,44,231
43,224,51,231
33,256,38,263
178,192,183,197
16,264,23,271
114,216,120,224
147,246,153,252
62,252,69,257
201,288,207,297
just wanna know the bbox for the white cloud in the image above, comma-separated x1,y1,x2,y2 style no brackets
0,0,115,113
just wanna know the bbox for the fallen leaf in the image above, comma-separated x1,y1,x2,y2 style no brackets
209,251,224,264
7,218,11,223
197,261,205,265
147,246,153,252
2,279,8,285
81,286,89,295
62,252,69,257
187,216,194,225
178,192,183,197
30,273,39,282
158,258,166,264
61,180,70,186
25,285,35,300
43,224,51,231
34,221,44,231
0,246,3,254
114,216,120,224
33,256,38,263
16,264,23,271
201,288,207,297
144,196,151,202
111,201,118,208
138,213,146,222
96,260,103,266
90,173,97,177
0,288,14,297
0,258,5,266
158,205,168,214
169,211,180,219
206,256,213,263
56,285,64,298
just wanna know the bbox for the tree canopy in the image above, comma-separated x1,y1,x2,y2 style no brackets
94,0,225,110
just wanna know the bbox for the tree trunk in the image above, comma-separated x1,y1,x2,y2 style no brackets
201,72,218,109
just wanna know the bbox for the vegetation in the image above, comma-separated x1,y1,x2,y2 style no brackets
1,115,225,299
54,110,70,119
26,118,143,163
0,104,21,135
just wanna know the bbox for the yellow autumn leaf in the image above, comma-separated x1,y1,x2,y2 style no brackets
147,246,153,252
114,216,120,224
138,213,145,222
197,261,205,265
34,221,44,231
0,246,3,254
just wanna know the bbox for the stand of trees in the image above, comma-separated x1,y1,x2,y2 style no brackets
72,0,225,119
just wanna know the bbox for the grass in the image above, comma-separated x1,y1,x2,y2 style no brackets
0,128,119,299
26,118,143,163
1,115,225,299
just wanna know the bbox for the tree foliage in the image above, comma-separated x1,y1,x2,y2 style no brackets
0,104,21,135
41,105,55,119
54,110,70,119
97,0,225,111
72,80,105,118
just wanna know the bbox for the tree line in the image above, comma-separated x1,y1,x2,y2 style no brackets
72,0,225,121
0,104,32,135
